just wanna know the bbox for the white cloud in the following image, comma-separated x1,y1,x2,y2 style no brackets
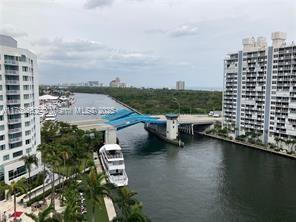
146,24,199,38
0,24,28,38
84,0,146,9
84,0,115,9
33,37,159,69
170,24,199,37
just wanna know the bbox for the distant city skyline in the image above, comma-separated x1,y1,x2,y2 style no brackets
1,0,295,88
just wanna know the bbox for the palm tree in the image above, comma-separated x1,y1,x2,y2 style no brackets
60,183,83,222
116,187,138,218
59,200,83,222
4,178,27,221
21,154,39,201
126,203,150,222
0,181,6,200
58,145,72,196
25,204,59,222
79,168,112,222
38,144,54,201
47,152,61,210
113,203,150,222
59,146,71,177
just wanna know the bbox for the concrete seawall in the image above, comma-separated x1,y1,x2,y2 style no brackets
107,95,142,114
199,132,296,160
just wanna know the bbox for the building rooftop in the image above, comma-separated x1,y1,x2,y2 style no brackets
0,34,17,48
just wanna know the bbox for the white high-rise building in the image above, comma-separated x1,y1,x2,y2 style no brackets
223,32,296,148
0,35,41,184
176,81,185,90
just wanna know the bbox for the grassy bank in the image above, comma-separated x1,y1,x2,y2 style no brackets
68,86,222,114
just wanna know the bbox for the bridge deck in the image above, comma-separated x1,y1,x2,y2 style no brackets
67,114,222,131
152,114,222,125
67,118,115,131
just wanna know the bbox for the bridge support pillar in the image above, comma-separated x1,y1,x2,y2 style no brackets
105,127,117,144
166,114,179,140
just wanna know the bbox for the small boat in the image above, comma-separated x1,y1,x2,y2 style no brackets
99,144,128,187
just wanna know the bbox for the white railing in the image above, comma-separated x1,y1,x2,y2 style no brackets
107,153,123,159
8,128,22,133
8,118,21,124
9,137,22,143
5,70,19,75
4,60,18,65
6,80,20,85
6,99,21,105
6,90,20,95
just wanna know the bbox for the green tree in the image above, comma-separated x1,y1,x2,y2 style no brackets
79,168,111,222
38,144,54,201
60,185,84,222
46,150,61,210
25,205,59,222
113,203,150,222
21,154,39,201
115,187,138,218
2,178,27,221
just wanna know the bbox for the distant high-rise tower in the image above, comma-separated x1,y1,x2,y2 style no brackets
176,81,185,90
0,35,41,184
223,32,296,148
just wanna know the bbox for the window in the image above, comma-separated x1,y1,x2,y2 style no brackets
8,165,26,181
25,139,30,145
3,154,9,161
0,145,5,150
0,135,4,141
25,121,30,127
13,150,23,158
0,95,3,101
22,66,28,72
26,148,32,154
25,130,31,136
0,125,4,131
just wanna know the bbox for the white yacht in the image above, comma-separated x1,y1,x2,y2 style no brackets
99,144,128,187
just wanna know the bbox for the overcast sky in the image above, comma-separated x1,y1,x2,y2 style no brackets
0,0,295,88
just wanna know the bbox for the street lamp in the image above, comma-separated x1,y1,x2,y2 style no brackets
172,97,180,116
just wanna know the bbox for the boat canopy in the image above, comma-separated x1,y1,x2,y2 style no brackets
101,144,122,151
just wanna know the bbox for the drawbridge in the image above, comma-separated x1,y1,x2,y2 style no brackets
102,109,166,130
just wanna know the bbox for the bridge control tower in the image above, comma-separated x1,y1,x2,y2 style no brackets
165,114,179,140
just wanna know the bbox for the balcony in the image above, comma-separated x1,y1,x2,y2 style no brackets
8,118,22,124
9,137,22,143
6,99,21,105
5,80,20,85
4,60,18,66
6,90,20,95
8,128,22,134
5,70,19,76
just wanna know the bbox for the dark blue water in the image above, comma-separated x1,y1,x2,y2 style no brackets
68,93,296,222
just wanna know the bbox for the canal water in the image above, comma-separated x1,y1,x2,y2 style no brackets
61,93,296,222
